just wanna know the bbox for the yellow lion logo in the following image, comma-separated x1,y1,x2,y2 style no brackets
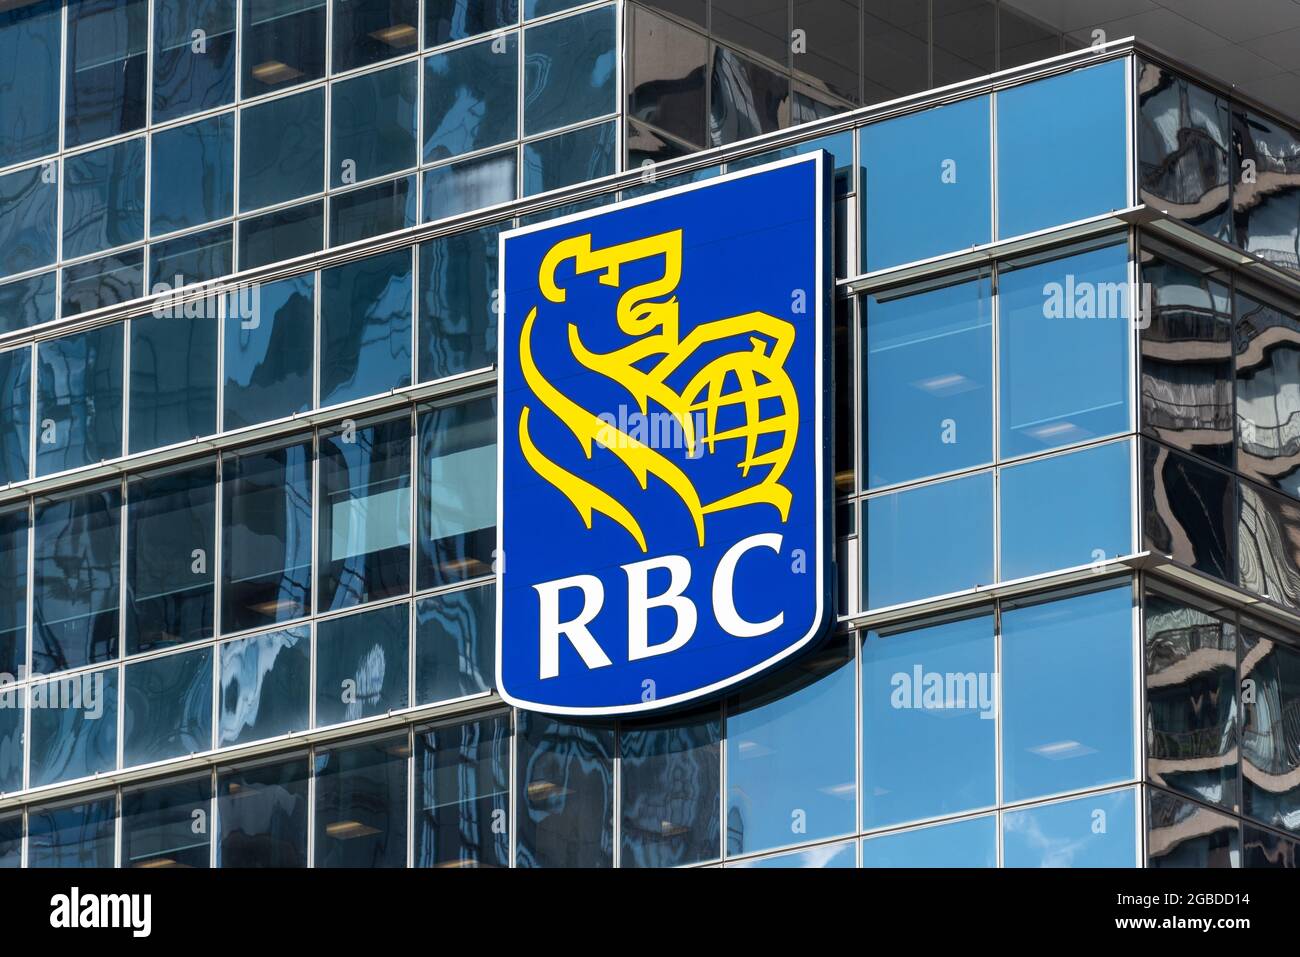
517,229,800,552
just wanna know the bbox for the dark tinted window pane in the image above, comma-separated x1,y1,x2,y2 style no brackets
238,200,324,269
0,815,19,868
1239,479,1300,608
0,0,61,165
0,685,22,792
65,0,147,148
314,735,408,867
126,461,216,653
794,0,860,103
223,274,315,429
242,0,326,97
1241,624,1300,836
35,324,124,476
626,120,693,168
63,138,146,260
1234,109,1300,274
318,416,411,610
414,714,511,867
33,487,120,674
1143,440,1235,582
150,225,234,287
865,273,992,486
0,164,57,280
320,248,413,406
333,0,419,72
1244,825,1298,868
629,5,706,147
28,668,118,786
330,62,418,187
61,249,145,317
153,0,237,122
710,46,787,147
1148,786,1240,867
0,507,27,677
415,583,493,704
933,0,994,86
523,120,616,195
426,0,517,47
713,0,786,65
1140,248,1233,465
523,5,617,136
150,113,235,235
0,270,57,335
417,396,496,589
423,33,518,163
128,312,218,452
1005,788,1137,867
862,0,927,104
422,149,517,222
1146,593,1237,809
122,776,212,868
219,626,310,746
217,754,309,867
124,646,213,766
621,710,720,867
516,711,614,868
314,602,409,726
639,0,704,28
1236,288,1300,493
239,88,325,212
418,222,500,382
329,175,417,247
221,438,313,633
1137,63,1232,243
865,471,993,608
28,796,116,867
0,347,30,485
860,96,991,271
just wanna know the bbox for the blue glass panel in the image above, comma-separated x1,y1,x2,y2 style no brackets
0,348,30,485
313,735,408,867
28,668,118,786
861,816,997,867
221,438,313,633
727,639,856,856
319,248,413,406
866,273,992,487
523,120,616,195
1004,788,1138,867
124,646,213,766
122,776,212,868
149,225,233,288
999,242,1131,457
61,248,145,316
28,795,116,867
0,270,57,335
620,710,720,867
239,87,325,212
423,34,518,163
128,311,218,452
63,138,147,260
238,199,323,269
153,0,237,122
0,164,57,279
65,0,148,148
422,149,517,222
0,0,61,165
33,486,120,673
1002,585,1135,802
0,685,22,792
330,62,418,187
314,602,409,726
217,753,309,867
526,0,582,15
414,714,511,867
1001,440,1132,579
997,61,1128,237
523,6,616,135
426,0,517,47
863,613,996,828
418,222,501,382
861,96,991,271
731,841,857,868
318,415,411,610
332,0,419,72
0,815,17,866
865,471,994,608
415,584,494,704
329,175,417,247
35,324,124,476
241,0,326,97
150,113,235,235
729,131,855,197
0,507,26,677
515,710,613,868
219,626,310,747
417,396,496,589
126,461,216,653
223,273,314,429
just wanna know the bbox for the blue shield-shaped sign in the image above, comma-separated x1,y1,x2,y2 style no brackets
497,152,831,716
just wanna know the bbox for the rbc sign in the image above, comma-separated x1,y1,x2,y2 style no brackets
497,153,832,716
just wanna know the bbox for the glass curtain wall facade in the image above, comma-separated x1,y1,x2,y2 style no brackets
0,0,1299,868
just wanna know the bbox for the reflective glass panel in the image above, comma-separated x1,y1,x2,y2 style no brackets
329,175,417,247
422,149,517,222
861,0,927,103
0,507,26,677
219,626,310,747
523,6,617,136
628,6,707,148
414,714,511,867
515,710,613,868
153,0,236,122
0,0,61,165
223,273,315,429
1239,480,1300,608
320,248,412,407
128,311,218,453
415,584,494,704
710,46,786,147
121,776,212,868
417,396,496,589
242,0,326,97
0,269,57,335
731,841,857,868
331,62,418,187
1004,788,1138,867
1235,288,1300,494
423,33,518,163
523,120,616,195
1147,786,1240,867
61,249,145,316
314,602,409,726
150,113,235,235
419,222,500,382
426,0,517,47
239,87,325,212
0,685,22,793
861,816,997,867
1142,440,1235,582
0,815,19,867
332,0,418,72
314,735,408,867
1244,825,1299,868
933,0,993,85
123,646,213,767
1234,109,1300,274
28,668,118,787
65,0,148,147
28,795,116,867
150,224,234,287
0,164,58,279
0,347,30,485
1240,624,1300,836
238,199,324,269
217,753,310,867
63,137,146,260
